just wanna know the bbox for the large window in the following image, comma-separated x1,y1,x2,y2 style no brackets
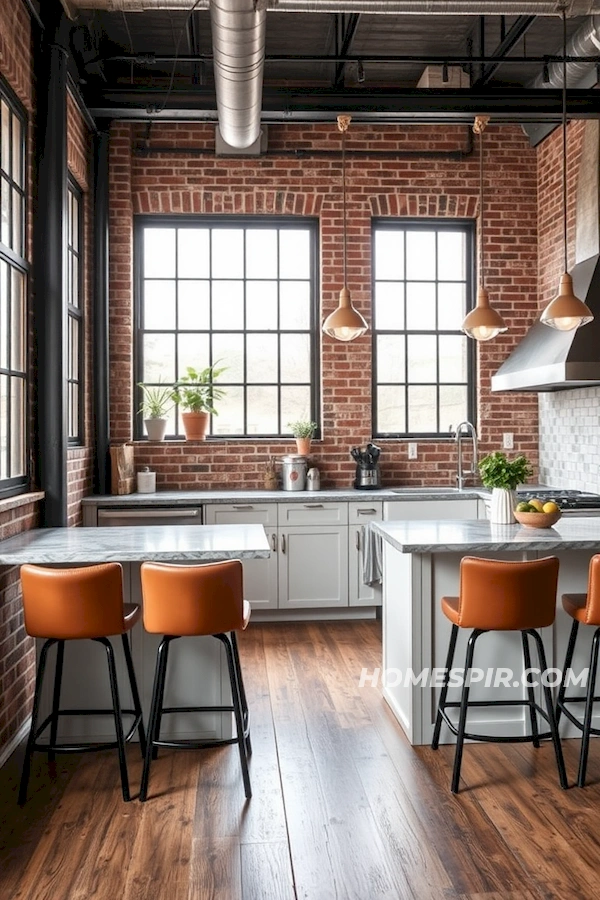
67,179,84,444
0,83,27,494
135,217,319,439
372,220,475,438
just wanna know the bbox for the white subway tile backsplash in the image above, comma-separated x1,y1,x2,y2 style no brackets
539,388,600,492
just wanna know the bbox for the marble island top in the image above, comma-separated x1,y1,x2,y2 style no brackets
371,517,600,554
0,524,271,565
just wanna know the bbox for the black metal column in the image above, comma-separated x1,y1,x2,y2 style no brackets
33,41,68,526
93,126,111,495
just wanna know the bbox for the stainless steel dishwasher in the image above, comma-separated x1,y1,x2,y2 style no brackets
97,507,203,527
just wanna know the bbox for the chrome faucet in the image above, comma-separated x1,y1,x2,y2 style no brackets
455,421,478,491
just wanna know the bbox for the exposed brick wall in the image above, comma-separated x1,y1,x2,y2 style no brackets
66,92,93,526
110,121,540,489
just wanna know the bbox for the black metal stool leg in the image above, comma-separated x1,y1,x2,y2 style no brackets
577,626,600,787
521,631,540,748
432,624,458,750
556,619,579,728
529,629,568,790
151,637,173,761
18,639,56,806
121,633,147,757
140,636,172,802
97,637,131,802
220,634,251,800
451,629,482,794
48,641,65,763
230,631,251,756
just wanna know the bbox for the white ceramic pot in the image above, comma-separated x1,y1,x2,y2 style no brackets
490,487,516,524
144,417,167,441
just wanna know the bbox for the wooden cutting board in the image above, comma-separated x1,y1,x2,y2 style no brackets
110,444,136,495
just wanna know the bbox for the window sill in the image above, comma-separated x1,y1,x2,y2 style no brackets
0,491,45,515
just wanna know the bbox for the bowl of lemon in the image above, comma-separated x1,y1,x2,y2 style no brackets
513,498,562,528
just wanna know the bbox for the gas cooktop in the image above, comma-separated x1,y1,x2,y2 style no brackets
517,489,600,510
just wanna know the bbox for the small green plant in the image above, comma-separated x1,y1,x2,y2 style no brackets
478,451,533,490
137,381,173,419
287,420,317,439
171,363,227,416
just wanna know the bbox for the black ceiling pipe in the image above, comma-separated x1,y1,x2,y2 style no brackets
93,126,111,496
33,12,69,527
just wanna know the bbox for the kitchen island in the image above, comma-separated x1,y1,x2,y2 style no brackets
0,524,270,745
371,517,600,746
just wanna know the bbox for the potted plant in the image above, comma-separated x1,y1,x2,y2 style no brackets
478,451,533,524
171,363,227,441
138,381,173,442
287,419,317,456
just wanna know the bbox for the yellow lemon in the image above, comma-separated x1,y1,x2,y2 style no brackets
542,501,559,514
529,499,544,512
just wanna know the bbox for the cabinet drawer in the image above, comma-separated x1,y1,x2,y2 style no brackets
278,502,348,526
204,503,278,528
348,501,383,525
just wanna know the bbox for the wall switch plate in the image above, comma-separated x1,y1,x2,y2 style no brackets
408,442,418,460
503,433,514,450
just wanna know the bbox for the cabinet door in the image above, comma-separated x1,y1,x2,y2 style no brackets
348,502,383,607
204,504,278,610
278,525,348,609
383,499,479,521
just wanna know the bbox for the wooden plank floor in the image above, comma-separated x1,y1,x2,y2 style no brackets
1,620,600,899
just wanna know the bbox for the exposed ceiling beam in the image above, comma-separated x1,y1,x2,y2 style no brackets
471,14,537,86
334,13,361,87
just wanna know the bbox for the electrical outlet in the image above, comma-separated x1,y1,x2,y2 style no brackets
503,432,514,450
408,442,418,460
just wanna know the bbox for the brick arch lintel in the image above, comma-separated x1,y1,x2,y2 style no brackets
134,189,324,217
370,194,478,218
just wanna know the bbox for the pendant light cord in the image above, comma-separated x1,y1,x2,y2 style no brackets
338,114,351,287
473,114,489,289
562,8,568,273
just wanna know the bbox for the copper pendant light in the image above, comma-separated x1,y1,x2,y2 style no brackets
462,115,508,342
540,11,593,332
322,115,368,342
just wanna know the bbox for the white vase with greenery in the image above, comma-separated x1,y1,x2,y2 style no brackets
138,382,173,442
478,451,533,524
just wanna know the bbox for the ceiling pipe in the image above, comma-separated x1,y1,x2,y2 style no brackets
531,13,600,88
62,0,600,13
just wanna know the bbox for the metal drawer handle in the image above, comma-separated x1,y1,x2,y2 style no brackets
303,503,324,509
271,533,277,551
357,508,377,515
281,533,286,553
233,505,254,510
355,528,361,550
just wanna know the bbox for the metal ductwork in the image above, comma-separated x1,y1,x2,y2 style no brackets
63,1,600,10
531,13,600,89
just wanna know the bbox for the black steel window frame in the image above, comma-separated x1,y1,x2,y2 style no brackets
67,177,84,445
134,215,321,440
371,218,476,439
0,75,28,498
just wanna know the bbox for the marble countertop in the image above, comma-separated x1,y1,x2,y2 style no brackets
370,517,600,554
0,524,271,565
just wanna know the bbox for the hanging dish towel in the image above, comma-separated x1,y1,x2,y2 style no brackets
362,522,383,586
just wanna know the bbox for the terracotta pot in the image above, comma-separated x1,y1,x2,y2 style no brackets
181,411,209,441
295,437,312,456
144,418,167,442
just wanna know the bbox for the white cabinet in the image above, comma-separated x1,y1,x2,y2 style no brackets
348,501,383,607
204,503,278,610
384,498,479,521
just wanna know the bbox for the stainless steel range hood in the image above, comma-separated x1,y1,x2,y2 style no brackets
492,119,600,393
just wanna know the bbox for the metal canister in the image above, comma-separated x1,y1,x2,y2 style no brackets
280,455,308,491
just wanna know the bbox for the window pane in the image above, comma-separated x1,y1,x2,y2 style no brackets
178,333,209,376
407,335,436,383
178,229,209,277
247,333,277,383
71,192,79,251
377,385,405,434
247,386,278,434
406,283,436,331
0,375,7,479
280,386,311,428
408,385,437,432
11,268,24,371
215,386,244,435
438,283,466,330
246,229,277,278
69,317,79,379
213,229,243,278
280,282,310,330
12,187,21,255
375,230,404,280
212,333,244,382
247,281,277,330
179,281,210,330
0,102,9,177
439,335,467,382
280,334,310,383
280,230,309,278
145,280,175,330
374,282,404,331
70,255,79,308
0,261,7,369
212,281,244,330
144,333,175,382
377,335,405,383
145,229,175,278
11,115,22,188
438,231,465,280
1,177,9,246
440,385,467,434
406,231,436,280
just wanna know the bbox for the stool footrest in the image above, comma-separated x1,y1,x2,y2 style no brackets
439,699,552,745
154,736,241,751
558,698,600,737
33,708,143,750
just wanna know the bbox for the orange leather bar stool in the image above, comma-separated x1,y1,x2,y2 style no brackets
432,556,567,794
18,563,146,804
556,554,600,787
139,560,251,802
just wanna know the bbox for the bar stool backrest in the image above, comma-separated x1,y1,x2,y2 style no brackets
20,563,125,639
457,556,559,630
583,554,600,625
141,560,244,636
